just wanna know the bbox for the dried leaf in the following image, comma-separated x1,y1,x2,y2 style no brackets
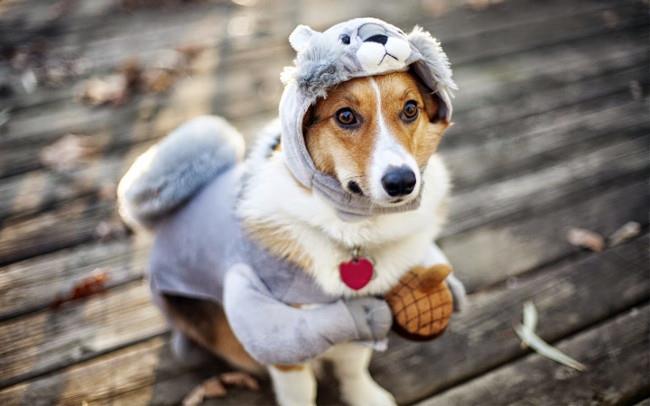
143,69,176,93
567,227,605,252
220,371,260,391
608,221,641,246
182,372,259,406
51,269,110,308
78,74,129,106
515,302,587,371
182,377,226,406
40,134,103,171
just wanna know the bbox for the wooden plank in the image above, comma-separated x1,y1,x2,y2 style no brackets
0,280,166,388
446,94,649,191
1,133,646,316
1,78,645,222
372,235,650,404
0,150,135,223
5,0,633,111
417,305,650,406
0,336,273,406
0,126,644,270
0,199,117,267
447,133,650,235
443,180,649,290
1,31,645,182
0,239,150,321
444,2,646,66
2,3,644,153
0,233,646,404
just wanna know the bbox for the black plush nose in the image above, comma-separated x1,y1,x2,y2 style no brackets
381,166,416,197
365,34,388,45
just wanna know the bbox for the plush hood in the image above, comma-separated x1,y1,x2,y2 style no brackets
279,17,456,221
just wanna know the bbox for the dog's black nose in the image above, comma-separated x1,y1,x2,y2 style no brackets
381,166,416,197
365,34,388,45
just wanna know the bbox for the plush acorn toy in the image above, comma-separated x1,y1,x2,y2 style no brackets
384,264,454,340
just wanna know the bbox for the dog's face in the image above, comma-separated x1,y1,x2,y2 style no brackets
304,71,449,207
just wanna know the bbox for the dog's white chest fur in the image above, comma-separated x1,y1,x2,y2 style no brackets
238,151,450,297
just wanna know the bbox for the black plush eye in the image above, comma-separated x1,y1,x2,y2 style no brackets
340,34,351,45
335,108,359,127
401,100,419,122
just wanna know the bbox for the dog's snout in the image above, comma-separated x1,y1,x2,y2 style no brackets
381,166,416,197
365,34,388,45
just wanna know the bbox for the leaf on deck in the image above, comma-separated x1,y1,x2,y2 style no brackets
608,221,641,246
515,301,587,372
182,372,259,406
39,134,104,171
566,227,605,252
51,269,110,308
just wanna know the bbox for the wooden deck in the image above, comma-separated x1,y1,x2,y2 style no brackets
0,0,648,404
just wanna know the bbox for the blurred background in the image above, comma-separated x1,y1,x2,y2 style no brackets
0,0,648,405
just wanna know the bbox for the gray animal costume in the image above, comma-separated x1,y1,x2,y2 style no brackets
118,17,463,366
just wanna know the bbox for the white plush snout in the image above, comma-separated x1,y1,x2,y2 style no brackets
385,37,411,62
356,37,410,73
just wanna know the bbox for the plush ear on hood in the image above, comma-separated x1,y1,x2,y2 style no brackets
289,24,319,52
408,26,457,121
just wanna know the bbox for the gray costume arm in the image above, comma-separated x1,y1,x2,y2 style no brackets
426,242,467,311
223,263,391,365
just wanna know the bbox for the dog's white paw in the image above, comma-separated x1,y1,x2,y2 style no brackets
341,376,397,406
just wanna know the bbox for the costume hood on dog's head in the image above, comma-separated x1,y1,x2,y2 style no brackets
279,17,457,221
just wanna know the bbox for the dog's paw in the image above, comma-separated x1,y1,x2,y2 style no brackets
345,297,392,342
341,376,397,406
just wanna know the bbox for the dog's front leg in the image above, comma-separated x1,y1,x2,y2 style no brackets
269,364,317,406
324,342,396,406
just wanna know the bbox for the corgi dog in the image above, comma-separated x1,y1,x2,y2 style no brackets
117,18,464,406
244,70,457,406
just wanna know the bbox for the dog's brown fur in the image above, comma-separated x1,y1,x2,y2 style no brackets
161,294,263,374
304,71,449,193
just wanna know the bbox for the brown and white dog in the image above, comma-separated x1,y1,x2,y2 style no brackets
160,70,457,406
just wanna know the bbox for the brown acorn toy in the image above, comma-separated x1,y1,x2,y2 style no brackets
385,264,454,340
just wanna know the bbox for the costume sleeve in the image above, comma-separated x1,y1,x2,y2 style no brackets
223,263,391,365
426,242,467,311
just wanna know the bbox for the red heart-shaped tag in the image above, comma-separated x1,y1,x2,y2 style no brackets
339,258,374,290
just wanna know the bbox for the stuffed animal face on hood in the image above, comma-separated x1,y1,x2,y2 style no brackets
279,17,457,221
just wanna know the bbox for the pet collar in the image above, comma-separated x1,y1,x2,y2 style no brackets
279,17,457,221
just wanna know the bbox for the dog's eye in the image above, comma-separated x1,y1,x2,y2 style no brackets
335,108,359,127
401,100,419,122
340,34,351,45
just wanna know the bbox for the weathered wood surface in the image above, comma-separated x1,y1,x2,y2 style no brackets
0,234,646,403
0,238,150,320
2,63,646,220
1,153,646,324
0,0,647,404
2,0,643,152
3,0,635,111
418,305,650,406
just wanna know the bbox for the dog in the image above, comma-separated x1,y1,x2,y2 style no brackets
117,18,464,406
